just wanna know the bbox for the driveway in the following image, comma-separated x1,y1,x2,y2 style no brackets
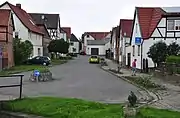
0,56,139,103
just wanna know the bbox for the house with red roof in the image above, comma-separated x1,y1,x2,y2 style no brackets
131,7,180,69
119,19,133,67
0,2,44,57
82,32,111,55
60,27,71,42
0,9,14,69
110,26,119,61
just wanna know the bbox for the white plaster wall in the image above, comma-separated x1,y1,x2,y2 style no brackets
69,42,79,53
105,41,111,50
0,3,43,57
60,33,67,41
84,35,94,46
125,46,132,65
86,45,105,55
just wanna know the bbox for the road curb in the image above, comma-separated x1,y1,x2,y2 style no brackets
100,65,161,106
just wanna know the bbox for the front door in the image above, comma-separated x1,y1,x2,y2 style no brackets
91,48,99,55
127,53,131,67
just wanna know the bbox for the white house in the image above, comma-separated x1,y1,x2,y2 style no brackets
82,32,111,55
69,33,79,53
118,19,133,67
0,2,44,57
131,7,180,69
86,39,110,55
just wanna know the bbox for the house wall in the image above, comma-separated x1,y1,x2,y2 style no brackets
86,45,105,55
69,42,79,53
111,31,116,60
0,3,43,57
43,37,50,56
105,41,111,50
60,32,67,41
0,14,14,69
83,35,95,53
132,13,180,69
119,36,130,64
131,11,143,69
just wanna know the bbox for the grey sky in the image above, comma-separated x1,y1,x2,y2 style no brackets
1,0,180,38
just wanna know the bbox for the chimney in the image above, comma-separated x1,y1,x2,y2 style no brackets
16,4,21,9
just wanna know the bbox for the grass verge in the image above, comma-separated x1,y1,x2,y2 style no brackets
0,65,46,75
2,97,123,118
0,59,68,75
137,107,180,118
2,97,180,118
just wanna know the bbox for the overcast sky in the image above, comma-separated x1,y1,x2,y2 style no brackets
1,0,180,38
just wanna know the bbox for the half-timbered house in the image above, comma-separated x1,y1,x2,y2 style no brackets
131,7,180,69
29,13,61,40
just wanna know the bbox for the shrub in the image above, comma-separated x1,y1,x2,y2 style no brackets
166,56,180,64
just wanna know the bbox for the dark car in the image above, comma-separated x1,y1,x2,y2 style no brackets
80,51,86,55
24,56,51,66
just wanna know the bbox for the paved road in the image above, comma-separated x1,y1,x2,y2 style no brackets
0,56,139,103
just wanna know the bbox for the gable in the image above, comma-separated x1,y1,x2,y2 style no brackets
0,2,43,35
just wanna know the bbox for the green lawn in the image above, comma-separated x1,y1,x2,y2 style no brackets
0,65,46,75
3,97,123,118
0,59,68,75
137,107,180,118
2,97,180,118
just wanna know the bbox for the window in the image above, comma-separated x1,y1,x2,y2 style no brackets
132,45,135,56
137,45,140,56
15,31,19,38
167,20,180,30
87,35,89,38
38,48,41,56
70,43,73,46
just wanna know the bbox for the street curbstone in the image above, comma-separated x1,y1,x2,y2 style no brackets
100,65,161,106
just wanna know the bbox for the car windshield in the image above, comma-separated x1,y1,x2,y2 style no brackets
91,56,97,58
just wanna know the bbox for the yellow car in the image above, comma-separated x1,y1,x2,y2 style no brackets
89,56,100,63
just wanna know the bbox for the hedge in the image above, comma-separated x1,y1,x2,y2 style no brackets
166,56,180,64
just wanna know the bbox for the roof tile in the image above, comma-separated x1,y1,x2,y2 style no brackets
4,2,43,35
119,19,133,37
137,7,165,39
85,32,110,40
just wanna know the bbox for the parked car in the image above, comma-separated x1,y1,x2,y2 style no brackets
24,56,51,66
89,55,100,63
80,51,86,55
